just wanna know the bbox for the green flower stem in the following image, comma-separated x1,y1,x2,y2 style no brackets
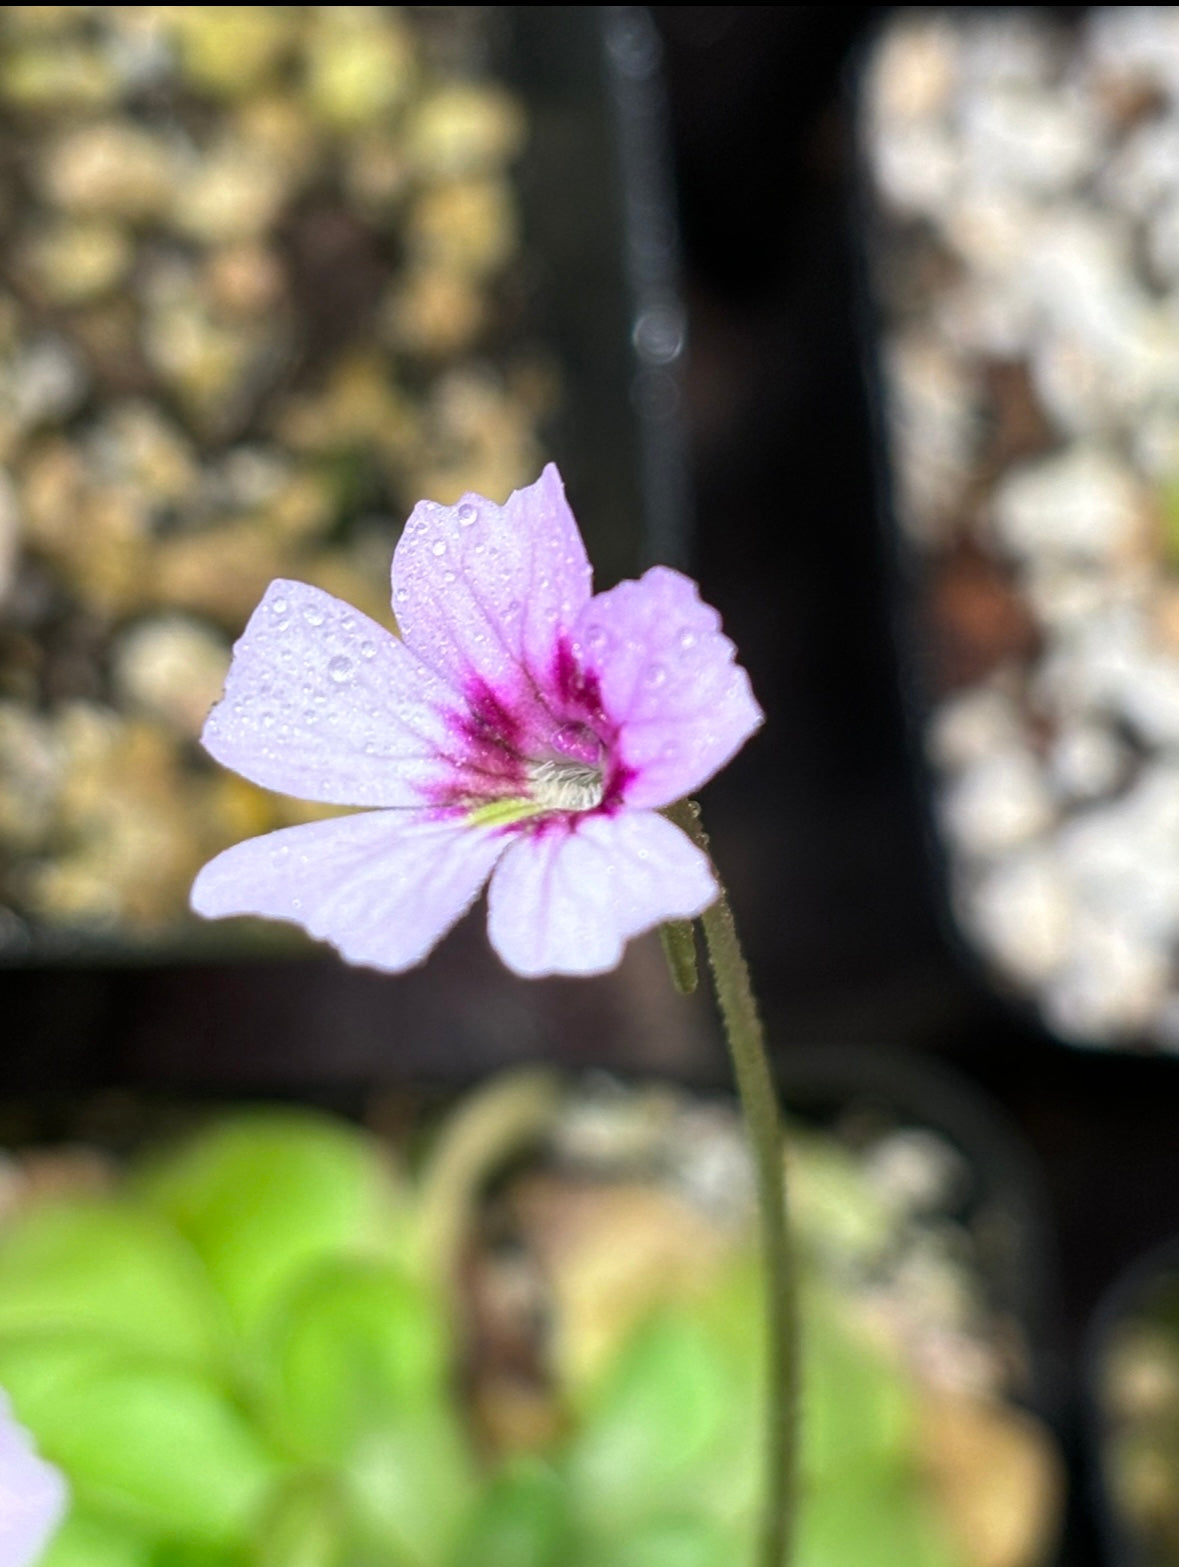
666,798,797,1567
658,917,699,995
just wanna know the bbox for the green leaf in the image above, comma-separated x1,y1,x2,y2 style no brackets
150,1547,248,1567
255,1475,351,1567
0,1201,224,1367
268,1259,448,1460
449,1460,574,1567
138,1112,398,1343
581,1515,737,1567
0,1331,128,1429
797,1470,963,1567
20,1352,283,1544
802,1290,916,1483
565,1311,735,1526
347,1407,477,1565
39,1511,155,1567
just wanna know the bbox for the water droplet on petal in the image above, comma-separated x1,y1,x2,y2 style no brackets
395,587,409,604
432,539,447,557
585,624,609,651
302,605,325,628
359,640,376,660
272,596,288,615
644,663,667,688
458,502,478,526
328,655,354,683
678,628,698,651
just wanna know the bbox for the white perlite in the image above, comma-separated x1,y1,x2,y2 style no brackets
869,7,1179,1048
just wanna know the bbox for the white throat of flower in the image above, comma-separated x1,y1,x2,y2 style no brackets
467,757,605,829
527,758,605,811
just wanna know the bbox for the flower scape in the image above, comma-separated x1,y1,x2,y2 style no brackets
192,466,762,977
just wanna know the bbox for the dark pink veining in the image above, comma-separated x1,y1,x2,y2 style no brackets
423,635,635,831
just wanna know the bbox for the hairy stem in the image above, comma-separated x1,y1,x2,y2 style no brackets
658,917,699,995
667,798,797,1567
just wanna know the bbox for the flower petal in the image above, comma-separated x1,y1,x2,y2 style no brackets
573,566,763,809
391,464,593,693
202,580,463,807
486,810,716,977
191,811,508,972
0,1392,68,1567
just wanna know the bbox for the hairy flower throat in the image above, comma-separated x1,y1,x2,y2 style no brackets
464,756,605,831
528,757,605,811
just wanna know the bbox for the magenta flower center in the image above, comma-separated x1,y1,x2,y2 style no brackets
438,635,628,824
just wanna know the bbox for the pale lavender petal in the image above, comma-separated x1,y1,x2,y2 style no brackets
0,1392,68,1567
191,811,508,972
202,580,462,808
391,464,593,692
573,566,763,809
486,810,716,977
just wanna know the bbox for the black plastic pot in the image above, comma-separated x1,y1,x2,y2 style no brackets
0,6,696,1096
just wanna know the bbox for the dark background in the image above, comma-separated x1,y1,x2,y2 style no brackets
5,8,1178,1561
654,7,1179,1563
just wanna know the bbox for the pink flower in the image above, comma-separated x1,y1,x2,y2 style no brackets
0,1392,67,1567
191,465,761,977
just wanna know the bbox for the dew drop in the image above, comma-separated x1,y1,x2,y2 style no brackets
328,655,353,683
359,640,376,660
302,605,325,628
432,539,447,557
677,628,698,651
291,897,303,911
585,624,609,651
458,502,478,526
272,596,288,615
395,587,409,604
643,663,667,688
